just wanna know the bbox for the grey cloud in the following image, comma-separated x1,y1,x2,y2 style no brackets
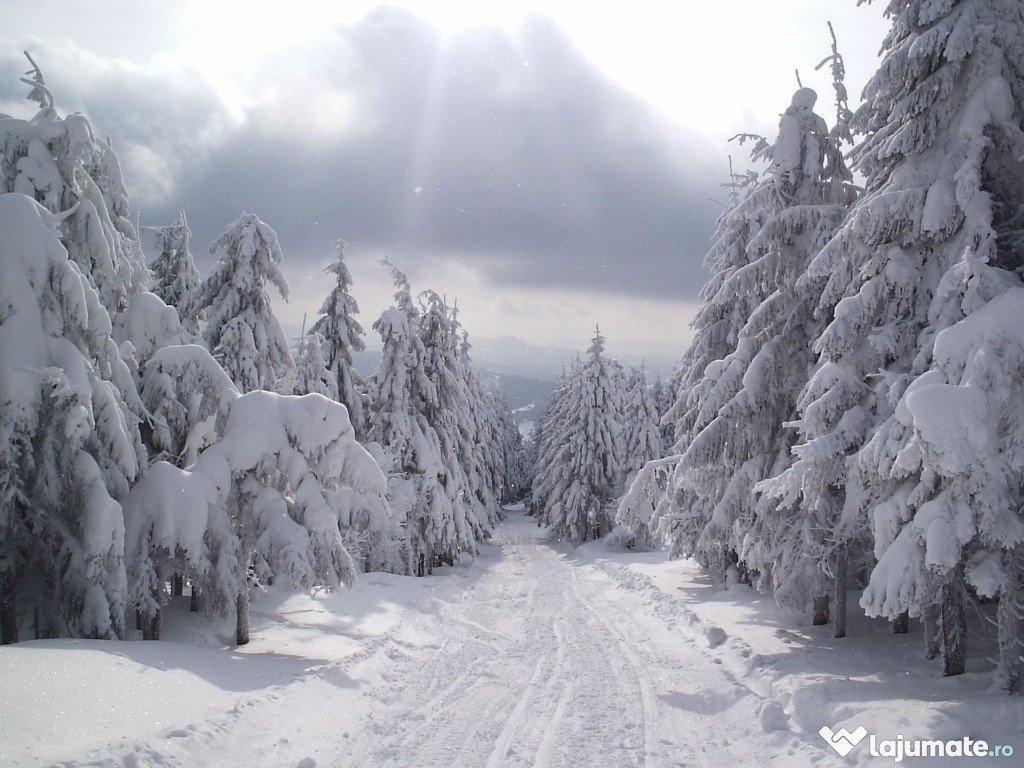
0,43,240,206
3,8,725,301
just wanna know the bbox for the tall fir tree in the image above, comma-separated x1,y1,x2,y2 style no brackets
144,211,203,337
535,328,626,541
808,0,1024,677
0,60,149,642
367,262,448,575
199,213,293,392
0,193,144,642
310,241,368,438
1,53,148,314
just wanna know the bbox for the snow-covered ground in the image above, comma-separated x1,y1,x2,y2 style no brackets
2,509,1021,767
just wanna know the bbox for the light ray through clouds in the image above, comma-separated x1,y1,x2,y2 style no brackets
398,29,451,254
0,0,891,357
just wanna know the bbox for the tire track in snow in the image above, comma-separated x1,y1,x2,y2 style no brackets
484,652,550,768
568,567,661,768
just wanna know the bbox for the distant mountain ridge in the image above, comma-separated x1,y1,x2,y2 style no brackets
470,335,681,382
352,335,681,429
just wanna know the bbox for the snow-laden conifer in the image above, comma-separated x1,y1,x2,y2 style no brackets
0,53,147,314
821,0,1024,677
199,213,293,392
661,71,856,593
621,366,662,479
123,391,388,645
531,365,578,526
536,328,626,541
289,331,338,400
367,262,450,574
0,193,145,641
144,211,203,337
310,241,367,438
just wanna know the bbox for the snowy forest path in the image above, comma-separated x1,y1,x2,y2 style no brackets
332,511,831,768
87,511,837,768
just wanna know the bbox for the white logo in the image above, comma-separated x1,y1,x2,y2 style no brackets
820,725,868,757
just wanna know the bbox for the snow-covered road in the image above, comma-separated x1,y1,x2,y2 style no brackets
331,512,827,768
5,509,1020,767
3,511,840,767
341,514,660,767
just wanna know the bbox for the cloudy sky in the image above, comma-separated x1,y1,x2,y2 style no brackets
0,1,890,357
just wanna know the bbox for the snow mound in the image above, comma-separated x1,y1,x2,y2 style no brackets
758,700,789,732
703,625,728,648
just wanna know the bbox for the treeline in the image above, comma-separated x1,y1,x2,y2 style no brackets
530,328,670,542
0,56,525,646
611,5,1024,691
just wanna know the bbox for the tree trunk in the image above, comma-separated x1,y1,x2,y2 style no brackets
172,574,184,597
995,547,1023,693
142,607,162,641
924,602,941,660
834,547,848,639
941,575,966,677
236,588,250,646
0,572,17,645
236,551,250,645
893,611,909,634
812,594,830,626
190,584,202,613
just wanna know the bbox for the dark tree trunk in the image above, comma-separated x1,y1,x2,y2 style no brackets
834,547,848,638
172,574,184,597
812,595,830,626
0,572,17,645
142,607,162,641
893,611,909,634
924,602,942,660
190,583,202,613
995,547,1023,693
941,576,966,677
236,589,250,646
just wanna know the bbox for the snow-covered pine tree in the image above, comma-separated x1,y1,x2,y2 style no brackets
448,310,517,528
612,366,666,551
310,241,368,438
698,74,858,627
0,193,145,642
199,213,293,392
144,211,203,337
417,290,480,558
289,331,338,400
657,144,776,577
538,328,626,541
621,366,662,480
0,61,154,643
661,30,859,608
124,391,388,645
531,365,578,526
367,262,448,575
650,375,676,456
0,53,148,315
138,344,239,468
829,0,1024,677
495,397,528,504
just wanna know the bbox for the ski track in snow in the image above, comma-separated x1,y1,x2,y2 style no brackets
329,514,829,768
44,513,838,768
